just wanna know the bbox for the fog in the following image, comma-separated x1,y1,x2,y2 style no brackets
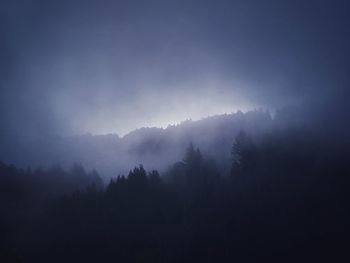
1,1,350,261
1,0,349,142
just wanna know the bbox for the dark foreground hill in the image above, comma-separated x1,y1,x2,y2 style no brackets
1,121,349,262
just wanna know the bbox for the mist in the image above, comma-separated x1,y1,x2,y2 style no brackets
1,0,350,262
2,0,349,141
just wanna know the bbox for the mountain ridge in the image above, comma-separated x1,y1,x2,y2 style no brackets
2,110,275,178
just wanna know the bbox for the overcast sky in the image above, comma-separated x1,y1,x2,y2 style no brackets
1,0,349,138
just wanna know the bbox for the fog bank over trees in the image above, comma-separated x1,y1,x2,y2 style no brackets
1,114,349,261
2,107,333,179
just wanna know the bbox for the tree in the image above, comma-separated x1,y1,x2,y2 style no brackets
148,170,161,185
127,165,148,190
183,143,202,167
231,130,256,176
183,143,203,187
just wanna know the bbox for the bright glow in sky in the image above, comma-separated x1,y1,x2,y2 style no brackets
58,79,256,136
4,0,347,141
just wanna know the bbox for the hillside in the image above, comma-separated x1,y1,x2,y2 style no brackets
2,110,274,178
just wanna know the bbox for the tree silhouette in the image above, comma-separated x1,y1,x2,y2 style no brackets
231,130,256,176
183,143,204,188
1,130,350,262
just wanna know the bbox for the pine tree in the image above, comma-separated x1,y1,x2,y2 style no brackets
231,131,255,176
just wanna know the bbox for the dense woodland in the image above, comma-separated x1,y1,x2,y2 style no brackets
1,0,350,261
1,127,349,262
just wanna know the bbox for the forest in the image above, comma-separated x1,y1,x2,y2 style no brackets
2,0,350,262
1,127,349,262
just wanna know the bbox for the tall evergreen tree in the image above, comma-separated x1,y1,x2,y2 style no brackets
231,130,256,176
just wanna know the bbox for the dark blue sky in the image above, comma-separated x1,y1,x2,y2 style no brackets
1,0,349,137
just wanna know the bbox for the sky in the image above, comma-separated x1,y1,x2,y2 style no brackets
1,0,349,138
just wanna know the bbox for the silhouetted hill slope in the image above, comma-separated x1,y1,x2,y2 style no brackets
1,110,277,178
